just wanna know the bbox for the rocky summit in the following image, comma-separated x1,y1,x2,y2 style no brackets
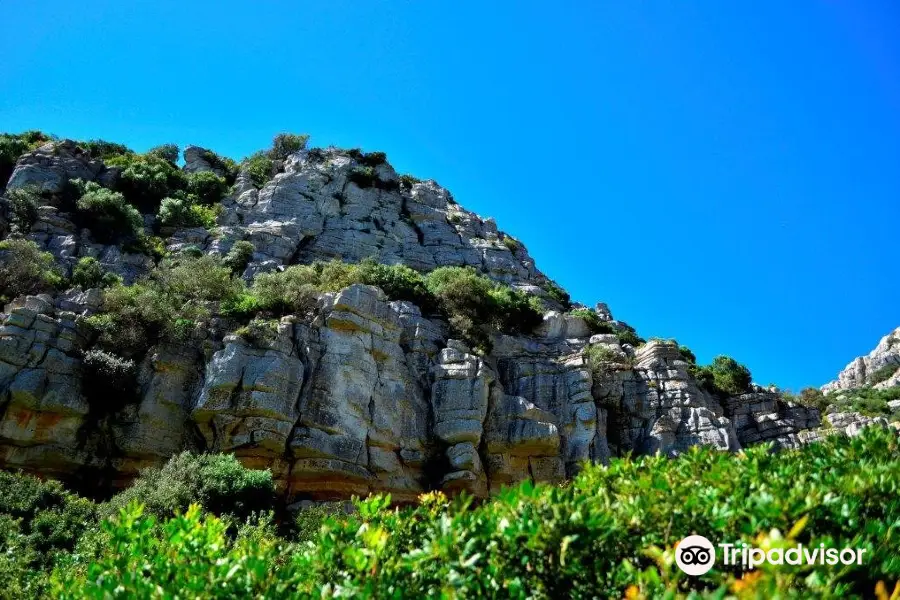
0,133,895,503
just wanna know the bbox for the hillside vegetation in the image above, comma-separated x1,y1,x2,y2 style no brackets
0,428,896,599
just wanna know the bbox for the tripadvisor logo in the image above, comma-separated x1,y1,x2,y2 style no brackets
675,535,868,576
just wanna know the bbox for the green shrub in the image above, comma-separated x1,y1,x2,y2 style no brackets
251,266,323,315
826,386,900,418
0,238,62,302
869,363,899,386
693,355,753,397
146,143,179,164
678,344,697,364
269,133,310,161
243,151,274,188
106,152,187,211
357,259,432,309
201,150,239,184
186,171,228,205
104,453,276,521
223,240,255,274
615,328,645,347
399,174,421,189
502,236,519,252
6,185,41,233
157,196,220,228
87,255,244,355
0,469,96,596
71,257,119,289
79,349,137,414
569,308,614,334
348,165,377,188
73,180,143,242
234,317,280,345
78,139,132,160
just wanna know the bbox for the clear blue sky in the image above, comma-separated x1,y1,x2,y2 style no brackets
2,1,898,391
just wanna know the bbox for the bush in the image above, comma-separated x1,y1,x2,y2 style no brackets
106,152,187,211
104,453,276,521
78,139,132,160
502,236,519,252
223,240,255,274
615,328,645,347
0,469,96,597
269,133,309,161
201,150,239,184
358,259,431,309
146,144,179,164
0,238,62,302
71,257,118,289
6,185,41,233
678,344,697,364
79,349,137,414
87,255,244,355
399,174,421,189
348,165,377,188
693,355,753,397
73,180,143,242
157,196,220,229
251,266,323,315
826,386,900,418
186,171,228,205
243,151,274,188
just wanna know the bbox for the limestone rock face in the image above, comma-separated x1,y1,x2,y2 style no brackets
0,139,888,501
822,327,900,392
6,141,104,194
593,341,739,457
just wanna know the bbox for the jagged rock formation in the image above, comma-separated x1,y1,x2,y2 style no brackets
0,138,888,501
821,327,900,392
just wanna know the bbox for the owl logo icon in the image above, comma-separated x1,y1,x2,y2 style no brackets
675,535,716,575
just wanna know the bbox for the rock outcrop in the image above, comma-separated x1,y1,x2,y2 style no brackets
0,139,889,502
822,327,900,393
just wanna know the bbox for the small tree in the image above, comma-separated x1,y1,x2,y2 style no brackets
269,133,309,161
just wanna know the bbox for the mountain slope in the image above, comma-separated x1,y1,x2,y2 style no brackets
0,132,887,500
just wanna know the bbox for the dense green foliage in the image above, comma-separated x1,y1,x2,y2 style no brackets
105,453,276,521
71,257,119,289
243,151,275,188
691,355,754,397
270,133,310,161
825,386,900,419
5,185,42,233
543,279,572,309
157,195,220,228
201,149,240,183
87,254,243,355
146,143,179,164
0,471,97,598
0,238,63,302
187,170,229,205
223,240,255,274
72,180,144,242
78,139,133,160
0,428,894,598
106,152,188,211
246,260,541,351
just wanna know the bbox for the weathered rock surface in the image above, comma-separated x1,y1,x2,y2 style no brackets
822,327,900,392
0,140,889,501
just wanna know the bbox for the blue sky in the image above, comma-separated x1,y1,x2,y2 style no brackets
2,1,898,390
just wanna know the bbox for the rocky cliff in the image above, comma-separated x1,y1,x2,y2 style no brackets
0,135,889,502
